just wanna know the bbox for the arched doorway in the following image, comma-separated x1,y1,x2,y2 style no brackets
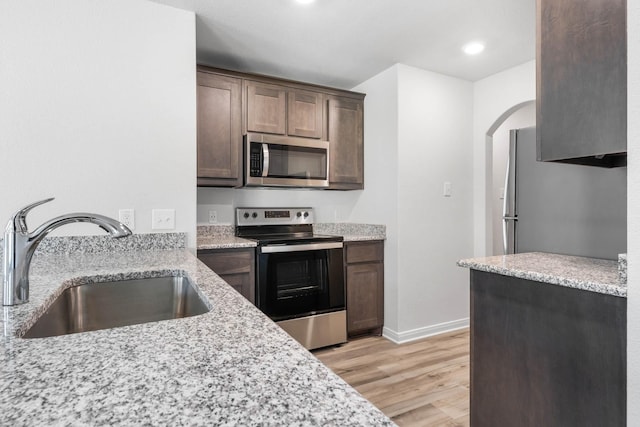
484,100,535,255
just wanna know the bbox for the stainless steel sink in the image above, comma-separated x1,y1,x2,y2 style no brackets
22,275,210,338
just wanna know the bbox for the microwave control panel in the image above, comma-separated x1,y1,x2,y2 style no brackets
249,143,262,177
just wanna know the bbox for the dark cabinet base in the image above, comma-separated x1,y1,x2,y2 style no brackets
470,270,626,427
345,241,384,337
198,248,255,304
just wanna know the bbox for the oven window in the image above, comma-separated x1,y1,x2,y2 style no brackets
267,144,327,180
274,254,326,300
260,248,345,320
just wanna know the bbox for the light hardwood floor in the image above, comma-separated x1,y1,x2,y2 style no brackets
314,329,470,427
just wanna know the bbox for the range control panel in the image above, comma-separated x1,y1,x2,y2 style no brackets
236,208,314,226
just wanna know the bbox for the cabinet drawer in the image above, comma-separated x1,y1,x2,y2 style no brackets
197,249,254,275
345,241,383,264
198,248,255,304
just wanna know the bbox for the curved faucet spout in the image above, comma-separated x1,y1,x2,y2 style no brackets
31,213,132,242
3,199,132,306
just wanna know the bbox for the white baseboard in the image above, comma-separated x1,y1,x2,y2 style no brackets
382,318,469,344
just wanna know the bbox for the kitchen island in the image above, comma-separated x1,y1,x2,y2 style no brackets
458,252,626,427
0,234,393,426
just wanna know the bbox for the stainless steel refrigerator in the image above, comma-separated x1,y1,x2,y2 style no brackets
502,127,626,260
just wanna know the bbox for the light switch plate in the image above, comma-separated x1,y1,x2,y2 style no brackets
443,182,452,197
152,209,175,230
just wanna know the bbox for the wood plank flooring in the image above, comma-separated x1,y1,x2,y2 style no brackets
313,329,470,427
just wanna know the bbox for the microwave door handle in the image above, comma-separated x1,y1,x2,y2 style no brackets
262,143,270,177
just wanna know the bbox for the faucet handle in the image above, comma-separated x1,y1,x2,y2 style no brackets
11,197,55,233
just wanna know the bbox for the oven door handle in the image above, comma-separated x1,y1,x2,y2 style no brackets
260,242,343,254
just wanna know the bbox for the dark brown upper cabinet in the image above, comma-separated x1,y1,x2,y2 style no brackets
197,65,365,189
327,96,364,190
287,89,323,138
537,0,627,167
246,81,324,139
197,71,242,187
246,81,287,135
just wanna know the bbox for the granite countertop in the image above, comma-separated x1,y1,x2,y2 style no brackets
0,237,392,425
457,252,625,298
314,223,386,242
197,225,257,250
197,235,257,250
196,224,386,250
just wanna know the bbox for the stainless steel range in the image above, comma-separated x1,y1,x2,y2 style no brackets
236,207,346,350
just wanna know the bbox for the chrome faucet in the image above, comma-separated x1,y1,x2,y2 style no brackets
3,198,132,306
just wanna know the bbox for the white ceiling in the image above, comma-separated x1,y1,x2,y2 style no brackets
150,0,535,89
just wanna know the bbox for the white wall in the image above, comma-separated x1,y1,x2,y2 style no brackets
473,61,536,256
0,0,197,247
197,188,360,224
628,0,640,422
351,65,400,333
490,103,535,255
395,64,474,336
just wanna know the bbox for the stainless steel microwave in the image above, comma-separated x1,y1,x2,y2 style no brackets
244,133,330,188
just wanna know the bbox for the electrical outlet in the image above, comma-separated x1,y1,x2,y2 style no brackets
208,210,218,224
152,209,175,230
118,209,135,230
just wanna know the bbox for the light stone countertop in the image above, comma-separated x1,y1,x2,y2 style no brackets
314,223,386,242
197,225,257,250
197,235,258,250
196,223,386,250
0,240,393,425
457,252,625,298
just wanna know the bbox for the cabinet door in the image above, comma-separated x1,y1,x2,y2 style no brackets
197,249,255,304
327,96,364,189
197,72,242,186
287,90,323,138
346,262,383,335
246,81,286,135
537,0,626,166
471,270,626,426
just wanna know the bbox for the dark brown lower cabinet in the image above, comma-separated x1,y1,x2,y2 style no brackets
470,270,626,427
345,241,384,337
197,248,255,304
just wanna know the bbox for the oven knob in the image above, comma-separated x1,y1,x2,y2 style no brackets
243,212,250,219
303,211,309,218
252,212,258,219
296,212,302,218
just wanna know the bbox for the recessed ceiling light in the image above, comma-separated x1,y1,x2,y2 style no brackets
296,0,315,4
462,42,485,55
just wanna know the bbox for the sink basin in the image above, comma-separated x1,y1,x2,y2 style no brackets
22,275,210,338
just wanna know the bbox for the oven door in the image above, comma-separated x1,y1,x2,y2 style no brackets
256,241,344,321
245,133,329,188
